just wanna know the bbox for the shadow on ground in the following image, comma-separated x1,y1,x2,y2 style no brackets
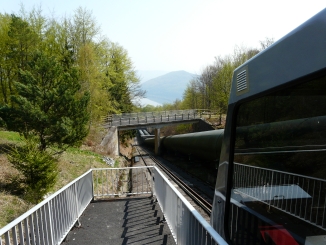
62,197,175,245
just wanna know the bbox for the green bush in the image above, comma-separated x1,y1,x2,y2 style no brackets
7,139,58,203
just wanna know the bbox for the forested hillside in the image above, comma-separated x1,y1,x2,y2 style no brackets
0,6,144,211
0,7,144,124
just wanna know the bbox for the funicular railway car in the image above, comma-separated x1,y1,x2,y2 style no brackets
211,8,326,245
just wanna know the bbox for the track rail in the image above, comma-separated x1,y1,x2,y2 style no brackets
134,145,212,216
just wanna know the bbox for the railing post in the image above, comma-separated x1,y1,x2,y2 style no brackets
46,202,55,245
91,170,95,201
161,115,162,122
168,115,169,121
74,182,80,223
5,232,10,245
119,118,121,125
175,114,176,120
182,114,183,120
146,116,147,123
129,118,130,124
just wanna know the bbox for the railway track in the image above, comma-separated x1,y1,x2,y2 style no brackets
134,145,212,217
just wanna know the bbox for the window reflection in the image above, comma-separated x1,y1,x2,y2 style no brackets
230,76,326,244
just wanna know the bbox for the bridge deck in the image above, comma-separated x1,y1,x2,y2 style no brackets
62,197,176,245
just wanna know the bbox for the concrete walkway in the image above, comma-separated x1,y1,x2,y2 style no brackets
62,197,176,245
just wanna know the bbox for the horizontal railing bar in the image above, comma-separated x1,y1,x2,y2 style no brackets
92,166,154,171
94,191,152,197
235,162,326,182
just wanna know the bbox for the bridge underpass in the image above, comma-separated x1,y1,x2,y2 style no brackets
101,109,207,155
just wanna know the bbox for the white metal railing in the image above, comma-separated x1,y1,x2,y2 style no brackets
111,110,197,119
106,109,200,127
0,170,93,245
153,167,228,245
104,109,222,127
92,167,154,198
0,167,227,245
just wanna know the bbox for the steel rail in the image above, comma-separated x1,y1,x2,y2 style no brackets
135,145,212,216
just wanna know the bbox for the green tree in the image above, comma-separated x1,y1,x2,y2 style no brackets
212,56,234,123
0,13,11,104
7,137,58,203
0,14,39,106
182,79,200,109
6,14,39,77
106,42,144,113
0,51,90,152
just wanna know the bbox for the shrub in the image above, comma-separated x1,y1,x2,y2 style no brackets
7,139,58,203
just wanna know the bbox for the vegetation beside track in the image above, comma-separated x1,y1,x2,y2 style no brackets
0,130,127,228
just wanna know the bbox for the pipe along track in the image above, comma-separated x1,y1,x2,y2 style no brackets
134,145,212,216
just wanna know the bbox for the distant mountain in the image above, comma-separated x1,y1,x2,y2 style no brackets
141,70,197,104
133,97,162,107
136,70,169,84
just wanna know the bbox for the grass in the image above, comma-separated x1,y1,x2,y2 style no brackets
0,131,22,144
0,130,126,228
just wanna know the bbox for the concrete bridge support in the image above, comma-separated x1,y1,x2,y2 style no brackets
100,126,119,156
154,128,161,155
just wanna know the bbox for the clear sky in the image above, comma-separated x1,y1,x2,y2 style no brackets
1,0,325,74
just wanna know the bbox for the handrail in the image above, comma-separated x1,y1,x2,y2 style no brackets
0,169,93,245
103,109,221,127
0,169,92,235
154,167,228,244
0,167,228,245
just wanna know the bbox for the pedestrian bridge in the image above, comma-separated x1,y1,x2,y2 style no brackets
101,109,215,155
103,109,203,130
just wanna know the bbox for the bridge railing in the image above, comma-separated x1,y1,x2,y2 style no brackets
102,109,222,127
104,109,203,127
0,167,227,245
111,109,198,120
0,170,93,245
92,167,154,198
154,167,228,245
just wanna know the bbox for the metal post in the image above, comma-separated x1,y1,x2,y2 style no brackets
91,170,95,200
74,183,80,220
46,202,55,245
154,128,161,155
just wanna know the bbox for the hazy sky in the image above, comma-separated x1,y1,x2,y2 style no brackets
1,1,325,74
